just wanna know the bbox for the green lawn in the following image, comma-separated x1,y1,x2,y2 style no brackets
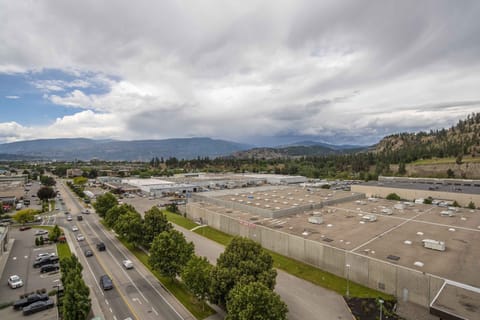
164,211,393,300
411,156,480,165
117,238,214,319
56,242,71,259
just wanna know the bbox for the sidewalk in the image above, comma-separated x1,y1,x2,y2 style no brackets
0,238,15,281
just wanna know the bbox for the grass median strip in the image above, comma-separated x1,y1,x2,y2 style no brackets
164,211,393,300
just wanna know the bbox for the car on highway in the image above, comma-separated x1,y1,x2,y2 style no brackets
99,275,113,290
22,299,54,315
81,209,91,214
40,264,60,273
7,275,24,289
77,215,83,221
72,225,79,232
64,211,69,215
84,249,93,257
96,242,106,251
76,234,85,241
13,293,49,310
122,259,133,269
67,215,73,221
34,229,48,236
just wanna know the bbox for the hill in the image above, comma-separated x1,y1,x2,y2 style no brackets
0,138,251,161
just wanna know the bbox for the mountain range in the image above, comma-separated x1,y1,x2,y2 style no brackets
0,137,364,161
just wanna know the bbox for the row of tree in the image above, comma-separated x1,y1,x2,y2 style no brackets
60,255,91,320
93,192,288,319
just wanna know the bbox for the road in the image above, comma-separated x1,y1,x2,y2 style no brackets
57,181,192,320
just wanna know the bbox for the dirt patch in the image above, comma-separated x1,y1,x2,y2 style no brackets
345,297,403,320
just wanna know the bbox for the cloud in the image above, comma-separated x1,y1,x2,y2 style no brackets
5,95,19,99
0,1,480,145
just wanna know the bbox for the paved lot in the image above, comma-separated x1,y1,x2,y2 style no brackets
0,228,59,320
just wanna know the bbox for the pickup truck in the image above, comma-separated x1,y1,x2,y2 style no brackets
13,293,49,310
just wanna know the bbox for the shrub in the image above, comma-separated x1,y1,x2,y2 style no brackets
386,193,401,201
468,201,476,209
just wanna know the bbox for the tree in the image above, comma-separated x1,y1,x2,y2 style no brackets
210,237,277,307
149,230,194,280
447,168,455,178
456,154,463,165
142,207,172,248
73,176,88,186
49,224,62,242
104,204,136,228
398,162,406,175
93,192,118,218
62,274,91,320
37,186,56,201
40,175,56,186
424,197,433,205
452,201,460,207
166,202,179,213
114,211,144,246
226,282,288,320
386,193,401,201
13,208,36,224
181,256,212,308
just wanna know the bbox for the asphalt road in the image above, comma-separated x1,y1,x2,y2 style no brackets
57,181,191,320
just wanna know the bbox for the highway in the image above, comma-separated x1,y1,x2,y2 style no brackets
56,181,192,320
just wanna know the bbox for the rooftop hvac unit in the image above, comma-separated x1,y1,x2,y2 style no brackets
422,239,446,251
308,216,323,224
361,214,377,222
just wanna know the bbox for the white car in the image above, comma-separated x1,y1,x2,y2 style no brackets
34,229,48,236
72,226,79,232
122,259,133,269
8,275,24,289
76,234,85,241
35,253,56,261
66,215,73,221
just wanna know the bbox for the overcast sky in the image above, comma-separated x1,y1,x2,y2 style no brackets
1,0,479,146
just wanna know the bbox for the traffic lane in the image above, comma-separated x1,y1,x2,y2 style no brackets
72,226,134,320
84,217,184,320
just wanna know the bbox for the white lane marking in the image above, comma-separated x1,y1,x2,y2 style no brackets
113,316,117,320
105,299,109,305
24,255,28,259
12,257,16,260
152,307,159,316
109,308,113,313
133,297,142,305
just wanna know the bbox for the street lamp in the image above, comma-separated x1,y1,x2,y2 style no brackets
346,264,351,298
379,299,384,320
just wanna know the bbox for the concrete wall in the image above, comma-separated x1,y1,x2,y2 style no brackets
351,185,480,207
187,202,446,308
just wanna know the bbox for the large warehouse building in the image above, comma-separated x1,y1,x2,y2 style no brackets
187,183,480,320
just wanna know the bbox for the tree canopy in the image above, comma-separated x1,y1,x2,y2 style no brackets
13,208,37,224
104,204,136,228
149,229,194,279
93,192,118,218
142,206,172,248
114,211,143,246
181,256,212,305
37,186,56,200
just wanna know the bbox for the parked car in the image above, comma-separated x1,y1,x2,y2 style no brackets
84,249,93,257
99,275,113,290
35,253,56,261
33,256,59,268
22,299,54,315
40,264,60,273
19,226,31,231
122,259,133,269
13,293,49,310
72,225,79,232
77,215,83,221
7,275,24,289
96,242,106,251
34,229,48,236
76,234,85,241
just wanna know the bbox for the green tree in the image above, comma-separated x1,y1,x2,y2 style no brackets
447,168,455,178
37,186,56,201
226,282,288,320
398,162,406,175
166,202,179,213
49,224,62,242
104,204,136,228
93,192,118,218
468,201,476,209
456,154,463,165
181,256,212,308
142,206,172,248
13,208,36,224
424,197,433,205
40,175,56,186
114,211,144,246
386,193,401,201
62,274,91,320
210,237,277,307
452,201,460,207
73,176,88,185
149,230,194,280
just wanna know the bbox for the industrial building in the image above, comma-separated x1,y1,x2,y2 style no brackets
187,183,480,320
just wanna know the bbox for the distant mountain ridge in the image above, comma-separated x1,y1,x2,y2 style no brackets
0,138,252,161
278,140,365,150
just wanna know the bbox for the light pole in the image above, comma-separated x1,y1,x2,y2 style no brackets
346,264,350,298
379,299,384,320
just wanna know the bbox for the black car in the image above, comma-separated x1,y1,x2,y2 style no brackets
77,215,83,221
96,242,106,251
40,264,60,273
84,249,93,257
33,256,59,268
99,275,113,290
13,293,49,310
22,299,54,315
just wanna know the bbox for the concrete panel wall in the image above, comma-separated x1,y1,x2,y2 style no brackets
186,202,446,308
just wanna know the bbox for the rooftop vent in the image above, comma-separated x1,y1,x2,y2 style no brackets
387,255,400,261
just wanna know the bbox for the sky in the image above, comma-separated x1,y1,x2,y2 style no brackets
1,1,480,146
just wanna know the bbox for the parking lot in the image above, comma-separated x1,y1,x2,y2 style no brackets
0,227,59,320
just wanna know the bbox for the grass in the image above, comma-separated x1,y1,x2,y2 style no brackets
164,211,393,301
117,238,214,319
56,242,71,259
411,156,480,165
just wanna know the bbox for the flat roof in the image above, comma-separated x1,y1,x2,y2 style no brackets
430,283,480,320
359,180,480,195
